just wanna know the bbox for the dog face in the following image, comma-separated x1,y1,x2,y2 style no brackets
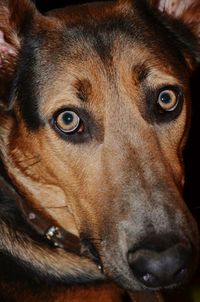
0,0,199,291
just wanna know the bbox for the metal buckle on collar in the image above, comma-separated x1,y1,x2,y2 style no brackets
45,226,62,247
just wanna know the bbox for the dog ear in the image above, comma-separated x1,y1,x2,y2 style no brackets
0,0,39,108
150,0,200,66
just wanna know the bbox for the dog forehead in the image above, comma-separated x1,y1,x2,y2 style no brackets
36,0,188,73
31,17,187,97
30,6,185,78
45,4,149,54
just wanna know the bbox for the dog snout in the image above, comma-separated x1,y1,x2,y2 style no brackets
128,236,195,289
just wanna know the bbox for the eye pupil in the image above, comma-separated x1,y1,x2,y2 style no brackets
160,93,171,104
62,112,74,125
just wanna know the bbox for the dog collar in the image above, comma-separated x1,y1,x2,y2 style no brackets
20,196,82,254
0,172,103,271
0,173,82,254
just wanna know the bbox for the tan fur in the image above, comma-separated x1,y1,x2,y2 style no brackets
0,0,200,301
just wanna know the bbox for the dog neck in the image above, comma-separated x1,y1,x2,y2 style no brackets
0,162,82,254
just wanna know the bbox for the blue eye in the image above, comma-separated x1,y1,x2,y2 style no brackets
55,110,81,133
158,90,179,112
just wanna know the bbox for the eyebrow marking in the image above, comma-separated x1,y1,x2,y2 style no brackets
75,79,92,102
132,63,150,83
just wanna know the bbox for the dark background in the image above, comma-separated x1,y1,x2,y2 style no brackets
185,69,200,223
35,0,96,11
35,0,200,222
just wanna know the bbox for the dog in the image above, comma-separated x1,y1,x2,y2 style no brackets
0,0,200,301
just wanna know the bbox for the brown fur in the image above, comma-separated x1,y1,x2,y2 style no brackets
0,0,200,301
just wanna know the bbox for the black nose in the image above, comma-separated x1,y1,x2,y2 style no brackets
128,241,194,289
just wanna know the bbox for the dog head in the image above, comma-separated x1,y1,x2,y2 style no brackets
0,0,199,291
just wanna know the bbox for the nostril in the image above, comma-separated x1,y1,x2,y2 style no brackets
128,252,163,288
138,272,159,287
174,267,188,282
143,273,155,283
128,241,194,289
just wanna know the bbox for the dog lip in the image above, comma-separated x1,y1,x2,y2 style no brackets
80,237,103,271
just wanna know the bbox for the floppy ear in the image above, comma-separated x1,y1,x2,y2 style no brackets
150,0,200,66
0,0,38,107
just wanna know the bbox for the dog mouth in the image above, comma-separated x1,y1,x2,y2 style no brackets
79,235,144,290
80,236,104,271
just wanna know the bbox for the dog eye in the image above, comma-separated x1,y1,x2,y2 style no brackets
55,110,82,133
157,90,179,112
